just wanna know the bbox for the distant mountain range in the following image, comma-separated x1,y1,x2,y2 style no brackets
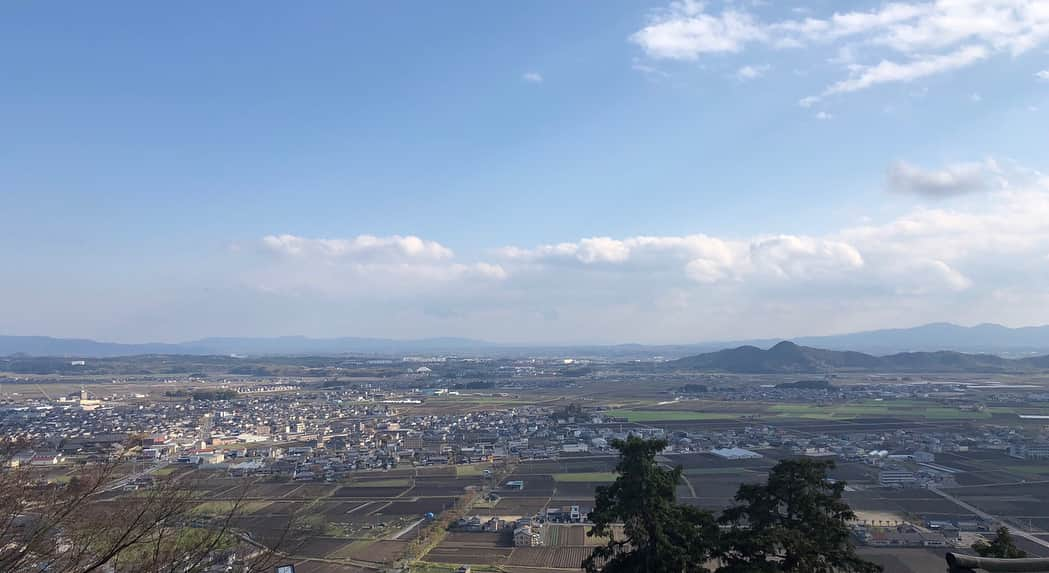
3,322,1049,358
738,322,1049,356
670,340,1049,373
0,335,496,358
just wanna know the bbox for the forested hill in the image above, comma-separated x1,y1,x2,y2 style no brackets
670,341,1049,373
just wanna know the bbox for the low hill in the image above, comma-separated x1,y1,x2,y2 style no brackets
786,322,1049,355
670,341,1045,373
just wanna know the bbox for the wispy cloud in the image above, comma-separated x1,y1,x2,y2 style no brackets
735,64,770,80
632,0,1049,104
632,59,671,78
522,71,543,83
806,45,989,105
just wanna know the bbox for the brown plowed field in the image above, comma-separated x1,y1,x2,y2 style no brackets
507,546,592,569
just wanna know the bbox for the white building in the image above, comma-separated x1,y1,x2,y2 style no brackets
514,525,543,547
710,447,762,460
879,469,918,487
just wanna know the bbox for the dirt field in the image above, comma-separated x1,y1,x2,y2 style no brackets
506,547,592,569
949,482,1049,531
856,548,949,573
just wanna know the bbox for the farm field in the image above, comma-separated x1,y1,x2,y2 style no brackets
606,409,740,422
422,525,598,570
768,402,993,420
948,482,1049,532
27,371,1049,573
551,472,617,482
161,465,494,571
604,399,1013,423
166,414,1049,573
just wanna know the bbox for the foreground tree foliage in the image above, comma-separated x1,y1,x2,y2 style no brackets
972,526,1027,559
584,436,718,573
0,440,290,573
584,438,881,573
718,458,880,573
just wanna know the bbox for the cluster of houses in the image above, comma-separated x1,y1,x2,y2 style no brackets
451,515,551,547
854,523,952,548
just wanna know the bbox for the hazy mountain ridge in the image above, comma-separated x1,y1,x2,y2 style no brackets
0,335,494,358
670,341,1044,373
2,322,1049,358
782,322,1049,354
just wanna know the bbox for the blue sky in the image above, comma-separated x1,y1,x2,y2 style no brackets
2,1,1049,344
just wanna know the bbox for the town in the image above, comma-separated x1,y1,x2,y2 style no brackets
3,351,1049,572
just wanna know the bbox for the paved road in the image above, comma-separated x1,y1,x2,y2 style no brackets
930,487,1049,551
105,461,170,492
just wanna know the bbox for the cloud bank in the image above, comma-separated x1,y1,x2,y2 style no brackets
236,160,1049,342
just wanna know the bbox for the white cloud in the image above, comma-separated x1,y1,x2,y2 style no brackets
491,158,1049,303
748,235,864,280
735,64,770,80
1037,69,1049,80
261,233,453,261
232,161,1049,343
631,3,766,59
970,92,982,102
806,44,989,105
632,0,1049,103
887,159,1002,197
497,233,863,285
252,234,504,297
522,72,543,83
815,111,833,120
893,259,972,293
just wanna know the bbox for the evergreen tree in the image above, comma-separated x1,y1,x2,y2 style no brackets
717,458,880,573
583,436,717,573
972,527,1027,559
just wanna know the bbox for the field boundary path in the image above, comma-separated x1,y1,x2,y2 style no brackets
930,487,1049,551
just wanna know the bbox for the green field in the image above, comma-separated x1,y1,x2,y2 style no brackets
455,463,491,477
769,402,992,420
552,472,619,482
607,410,740,422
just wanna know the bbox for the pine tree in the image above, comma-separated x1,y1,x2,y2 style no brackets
717,458,880,573
583,436,717,573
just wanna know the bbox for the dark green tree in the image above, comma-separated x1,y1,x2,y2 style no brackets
583,436,717,573
972,527,1027,559
717,458,880,573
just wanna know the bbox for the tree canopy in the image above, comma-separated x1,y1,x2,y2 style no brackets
972,526,1027,559
718,458,880,573
584,436,717,573
584,438,881,573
